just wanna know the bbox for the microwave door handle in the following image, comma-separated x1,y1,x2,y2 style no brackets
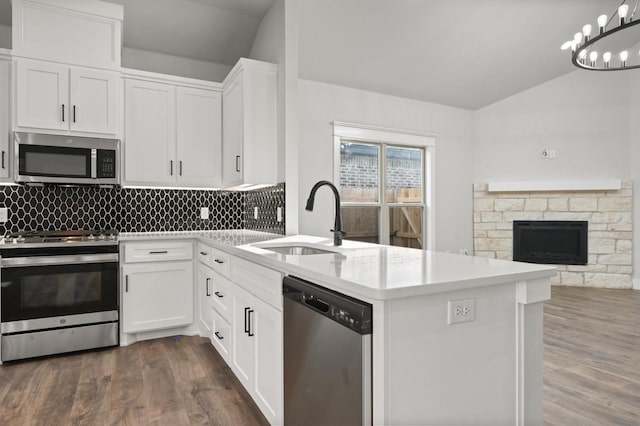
91,149,97,179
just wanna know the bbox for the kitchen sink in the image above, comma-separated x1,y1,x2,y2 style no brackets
259,245,337,255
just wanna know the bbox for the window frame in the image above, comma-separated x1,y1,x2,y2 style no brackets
333,121,436,250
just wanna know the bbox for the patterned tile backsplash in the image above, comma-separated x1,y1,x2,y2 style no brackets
244,183,286,234
0,184,285,235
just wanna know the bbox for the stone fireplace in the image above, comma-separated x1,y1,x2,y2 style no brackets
473,181,632,288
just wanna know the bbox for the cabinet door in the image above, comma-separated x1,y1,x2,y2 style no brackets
222,76,243,187
0,60,9,179
124,79,176,184
69,68,118,135
122,261,193,333
252,296,283,425
198,263,213,335
16,60,69,131
176,87,222,187
231,283,254,390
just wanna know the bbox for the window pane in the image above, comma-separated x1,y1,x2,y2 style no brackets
340,141,379,203
385,146,423,203
389,207,423,249
342,206,379,244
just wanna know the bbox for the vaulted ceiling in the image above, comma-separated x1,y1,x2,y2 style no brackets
0,0,635,109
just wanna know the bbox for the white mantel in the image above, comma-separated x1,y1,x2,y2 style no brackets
486,179,623,193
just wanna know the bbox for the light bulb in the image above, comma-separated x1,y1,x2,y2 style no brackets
582,24,592,41
589,51,598,61
603,51,612,68
620,50,629,66
598,14,608,33
574,32,583,45
578,49,587,63
561,40,573,50
619,4,629,24
571,41,578,52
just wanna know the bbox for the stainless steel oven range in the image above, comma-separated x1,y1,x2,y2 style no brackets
0,230,119,362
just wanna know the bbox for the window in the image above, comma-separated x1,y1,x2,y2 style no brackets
334,123,435,249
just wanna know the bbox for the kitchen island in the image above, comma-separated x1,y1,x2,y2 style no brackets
119,231,556,425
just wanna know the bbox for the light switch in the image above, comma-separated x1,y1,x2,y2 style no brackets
200,207,209,220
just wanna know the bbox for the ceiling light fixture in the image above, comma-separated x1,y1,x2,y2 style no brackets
561,0,640,71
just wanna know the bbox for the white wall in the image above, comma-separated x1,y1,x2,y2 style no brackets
298,79,474,253
630,72,640,289
249,0,299,233
0,24,10,49
473,70,631,182
121,47,231,82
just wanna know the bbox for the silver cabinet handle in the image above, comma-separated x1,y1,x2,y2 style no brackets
149,250,168,254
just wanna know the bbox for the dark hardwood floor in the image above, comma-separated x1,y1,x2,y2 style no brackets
0,336,268,426
1,286,638,425
544,286,640,425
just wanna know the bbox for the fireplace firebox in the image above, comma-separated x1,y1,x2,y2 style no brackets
513,221,588,265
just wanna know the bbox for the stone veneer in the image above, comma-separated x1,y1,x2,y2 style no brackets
473,181,633,288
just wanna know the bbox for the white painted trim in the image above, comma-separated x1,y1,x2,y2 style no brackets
121,67,223,91
633,278,640,290
486,179,622,193
333,121,437,147
16,0,123,21
222,57,277,87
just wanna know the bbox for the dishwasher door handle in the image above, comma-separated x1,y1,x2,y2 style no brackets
304,297,330,313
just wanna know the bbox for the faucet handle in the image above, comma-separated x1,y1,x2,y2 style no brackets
330,229,347,236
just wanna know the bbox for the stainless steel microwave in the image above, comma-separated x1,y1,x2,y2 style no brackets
14,132,120,185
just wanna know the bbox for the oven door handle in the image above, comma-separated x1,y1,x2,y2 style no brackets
1,253,119,268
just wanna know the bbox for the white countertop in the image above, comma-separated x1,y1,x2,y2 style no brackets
121,231,556,301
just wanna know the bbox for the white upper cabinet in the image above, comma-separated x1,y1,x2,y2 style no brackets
123,72,223,188
12,0,123,70
222,58,278,188
176,87,222,187
16,60,69,131
69,68,118,134
124,78,176,185
15,59,118,135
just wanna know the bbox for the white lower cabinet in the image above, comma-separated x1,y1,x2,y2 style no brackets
230,280,283,425
121,240,194,334
197,262,214,335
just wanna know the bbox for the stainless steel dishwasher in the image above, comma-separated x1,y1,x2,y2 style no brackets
283,275,373,426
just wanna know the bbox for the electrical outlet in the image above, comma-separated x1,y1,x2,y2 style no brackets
447,298,475,325
549,149,556,159
200,207,209,220
277,207,283,223
0,207,7,223
254,207,259,220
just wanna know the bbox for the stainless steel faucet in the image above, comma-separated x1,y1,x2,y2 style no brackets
305,180,346,246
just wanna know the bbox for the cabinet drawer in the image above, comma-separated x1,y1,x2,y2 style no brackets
211,307,231,363
211,271,232,322
124,241,193,263
197,243,230,278
231,257,283,310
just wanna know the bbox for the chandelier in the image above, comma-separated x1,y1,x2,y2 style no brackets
561,1,640,71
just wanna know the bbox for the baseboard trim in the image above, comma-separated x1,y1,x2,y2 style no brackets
633,278,640,290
